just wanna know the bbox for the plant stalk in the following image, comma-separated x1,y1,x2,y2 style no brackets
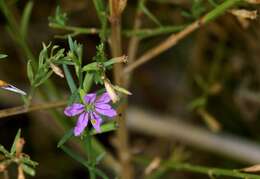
109,0,133,179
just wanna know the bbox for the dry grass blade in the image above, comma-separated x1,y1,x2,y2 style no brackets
124,21,200,74
230,9,258,20
240,165,260,172
144,157,161,175
246,0,260,4
0,101,66,119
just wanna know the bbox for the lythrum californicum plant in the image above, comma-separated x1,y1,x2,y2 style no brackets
0,0,260,179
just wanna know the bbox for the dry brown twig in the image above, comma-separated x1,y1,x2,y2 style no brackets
109,0,134,179
0,101,66,119
123,0,244,74
124,20,200,74
125,0,146,87
127,107,260,164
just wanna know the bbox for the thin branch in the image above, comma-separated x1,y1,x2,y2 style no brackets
124,0,242,74
109,0,134,178
0,101,67,119
124,21,199,74
127,107,260,164
124,25,185,39
49,23,100,35
49,23,184,39
166,163,260,179
125,0,146,87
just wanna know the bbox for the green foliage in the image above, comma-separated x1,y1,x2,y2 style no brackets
208,0,219,7
48,6,68,26
22,164,36,176
67,36,83,79
89,121,118,135
0,129,38,177
57,129,74,148
27,43,67,87
60,145,109,179
0,54,7,59
10,129,21,155
188,96,207,110
92,0,108,41
0,0,254,178
83,73,94,93
20,1,33,39
84,43,106,85
182,0,207,19
63,64,77,93
139,1,162,27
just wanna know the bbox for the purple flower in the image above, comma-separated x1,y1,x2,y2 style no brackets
64,92,117,136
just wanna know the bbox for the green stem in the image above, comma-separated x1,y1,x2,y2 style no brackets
124,25,186,39
85,130,96,179
203,0,242,23
49,23,100,35
49,23,185,39
24,86,35,106
167,163,260,179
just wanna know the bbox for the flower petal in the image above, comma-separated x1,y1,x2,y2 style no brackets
90,112,102,132
84,93,96,104
96,92,111,104
64,103,84,117
74,112,89,136
96,107,117,118
95,103,112,110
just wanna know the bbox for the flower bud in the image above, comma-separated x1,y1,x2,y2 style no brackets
50,63,64,78
104,79,119,103
230,9,257,20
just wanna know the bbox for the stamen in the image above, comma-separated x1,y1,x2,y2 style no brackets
91,119,97,125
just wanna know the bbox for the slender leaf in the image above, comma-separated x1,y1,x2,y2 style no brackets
68,90,80,105
20,1,33,39
92,0,106,23
10,129,21,155
93,168,109,179
57,129,74,147
63,64,77,93
0,145,10,156
83,73,94,93
90,122,118,135
27,60,34,84
188,96,207,110
95,152,106,165
0,54,7,59
82,62,99,72
68,36,74,51
92,0,107,41
34,71,53,87
22,164,36,176
60,145,90,168
20,156,38,167
113,85,132,95
140,3,162,27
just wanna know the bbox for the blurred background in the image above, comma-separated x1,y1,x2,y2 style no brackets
0,0,260,178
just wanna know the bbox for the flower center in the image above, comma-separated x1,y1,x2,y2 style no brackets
85,103,94,112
